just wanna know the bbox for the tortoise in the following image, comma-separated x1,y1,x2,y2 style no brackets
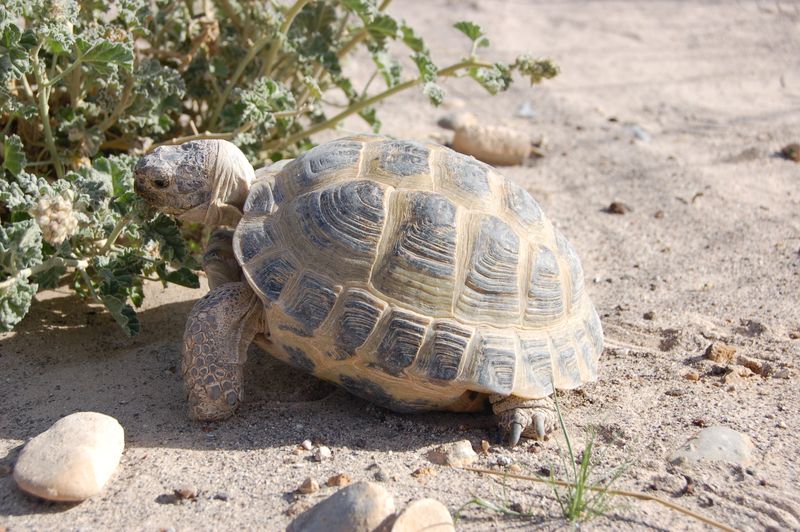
134,135,603,446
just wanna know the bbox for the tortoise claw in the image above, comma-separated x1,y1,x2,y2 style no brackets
509,422,524,447
533,413,547,440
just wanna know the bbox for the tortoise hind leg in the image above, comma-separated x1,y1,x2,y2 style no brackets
491,395,558,447
183,282,262,420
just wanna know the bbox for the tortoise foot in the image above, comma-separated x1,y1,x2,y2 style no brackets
491,396,557,447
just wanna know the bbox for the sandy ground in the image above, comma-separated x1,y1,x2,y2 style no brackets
2,1,800,530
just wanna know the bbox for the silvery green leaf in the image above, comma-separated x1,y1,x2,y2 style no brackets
76,37,134,76
0,220,42,275
2,134,26,176
0,276,37,333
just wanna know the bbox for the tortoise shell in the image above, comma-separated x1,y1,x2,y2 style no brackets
232,136,603,413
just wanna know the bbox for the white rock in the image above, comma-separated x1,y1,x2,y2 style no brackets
670,426,755,466
426,440,477,467
314,446,332,461
13,412,124,501
391,498,454,532
288,481,395,532
301,439,313,451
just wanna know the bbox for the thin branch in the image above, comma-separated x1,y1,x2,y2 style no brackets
0,257,89,292
463,468,737,532
336,0,393,59
208,0,311,129
98,76,135,133
263,0,311,74
268,58,492,150
145,120,256,152
30,42,64,179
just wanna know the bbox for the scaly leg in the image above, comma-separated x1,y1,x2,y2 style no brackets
491,395,558,447
202,228,241,289
183,282,262,420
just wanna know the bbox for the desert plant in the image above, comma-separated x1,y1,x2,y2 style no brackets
0,0,557,335
549,393,628,523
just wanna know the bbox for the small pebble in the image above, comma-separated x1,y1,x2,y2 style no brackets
391,498,455,532
174,486,197,500
213,492,230,501
654,210,665,219
705,342,736,364
411,466,436,479
298,477,319,494
314,446,332,462
373,469,389,482
779,142,800,162
777,421,787,429
326,473,351,487
509,502,525,513
494,455,513,467
426,440,478,467
737,355,771,377
684,371,700,381
480,440,490,454
515,101,537,119
643,311,655,320
288,481,395,532
301,440,313,451
606,201,631,214
508,464,522,474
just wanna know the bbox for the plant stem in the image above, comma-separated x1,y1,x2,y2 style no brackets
208,0,311,129
269,58,491,150
46,59,82,88
99,76,135,133
79,267,101,302
336,0,393,59
30,42,64,179
0,257,89,292
146,122,255,152
463,468,737,532
101,215,130,254
263,0,311,75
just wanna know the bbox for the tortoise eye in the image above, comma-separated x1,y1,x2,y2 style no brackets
153,177,169,188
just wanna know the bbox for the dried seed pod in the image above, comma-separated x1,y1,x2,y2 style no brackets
451,123,536,165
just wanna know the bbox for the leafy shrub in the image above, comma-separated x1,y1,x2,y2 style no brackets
0,0,558,335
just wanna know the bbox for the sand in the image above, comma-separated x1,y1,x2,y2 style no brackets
2,1,799,530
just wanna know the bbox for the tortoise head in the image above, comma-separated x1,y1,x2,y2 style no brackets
134,140,253,224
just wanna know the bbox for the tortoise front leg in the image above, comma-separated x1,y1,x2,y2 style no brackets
202,228,241,289
183,282,262,420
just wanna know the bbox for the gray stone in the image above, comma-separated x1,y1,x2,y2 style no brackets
391,498,454,532
288,481,395,532
426,440,477,467
13,412,125,501
670,426,755,466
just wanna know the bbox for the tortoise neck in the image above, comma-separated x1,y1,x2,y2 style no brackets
182,141,254,227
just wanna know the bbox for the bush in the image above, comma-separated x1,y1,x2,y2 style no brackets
0,0,558,335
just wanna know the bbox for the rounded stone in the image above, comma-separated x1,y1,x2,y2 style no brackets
13,412,125,501
670,426,755,466
288,481,395,532
391,498,454,532
426,440,478,467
